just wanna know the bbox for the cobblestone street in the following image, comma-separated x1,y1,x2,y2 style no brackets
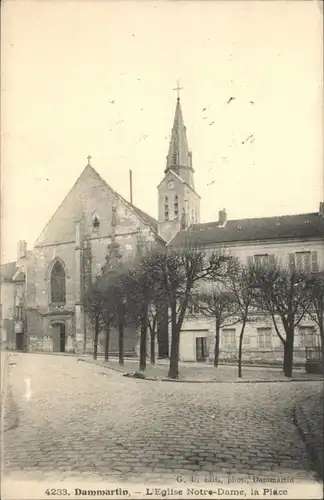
2,352,323,485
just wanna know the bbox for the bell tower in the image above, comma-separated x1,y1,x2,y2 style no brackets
157,83,201,243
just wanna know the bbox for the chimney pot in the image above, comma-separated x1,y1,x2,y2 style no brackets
17,240,27,260
218,209,227,224
319,202,324,216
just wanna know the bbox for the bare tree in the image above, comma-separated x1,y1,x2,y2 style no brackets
252,259,310,377
83,278,104,360
192,285,240,367
145,247,226,379
124,267,150,371
305,271,324,361
100,234,126,365
224,259,256,378
100,277,117,362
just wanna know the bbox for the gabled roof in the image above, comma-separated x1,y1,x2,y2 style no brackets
90,168,162,241
130,205,158,231
169,212,324,247
34,165,161,247
156,169,201,198
0,262,17,282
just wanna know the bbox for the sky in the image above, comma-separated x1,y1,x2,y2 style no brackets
1,0,323,263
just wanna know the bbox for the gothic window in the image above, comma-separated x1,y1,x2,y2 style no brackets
50,261,66,304
164,196,169,221
174,195,179,219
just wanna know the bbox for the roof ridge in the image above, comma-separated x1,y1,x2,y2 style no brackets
193,212,320,227
34,164,161,247
92,169,159,233
34,165,93,246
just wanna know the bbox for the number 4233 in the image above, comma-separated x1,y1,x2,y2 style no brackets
45,489,69,496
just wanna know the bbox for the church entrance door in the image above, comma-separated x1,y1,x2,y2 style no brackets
52,322,66,353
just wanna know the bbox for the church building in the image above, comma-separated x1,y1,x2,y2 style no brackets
1,91,323,364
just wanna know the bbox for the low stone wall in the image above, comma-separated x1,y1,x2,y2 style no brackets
216,348,306,366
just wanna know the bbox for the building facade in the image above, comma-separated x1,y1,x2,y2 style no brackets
1,163,165,354
1,94,323,363
170,209,324,364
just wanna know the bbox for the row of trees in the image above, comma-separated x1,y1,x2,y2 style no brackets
84,246,324,379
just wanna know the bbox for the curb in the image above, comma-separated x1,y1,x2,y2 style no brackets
1,350,307,369
292,404,323,481
77,358,323,384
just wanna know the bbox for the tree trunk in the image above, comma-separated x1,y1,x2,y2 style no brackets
104,324,110,362
93,315,99,360
118,319,124,366
283,329,294,377
139,316,147,371
168,304,179,379
238,319,246,378
319,322,324,366
168,330,180,379
214,317,221,368
150,332,156,364
157,304,169,358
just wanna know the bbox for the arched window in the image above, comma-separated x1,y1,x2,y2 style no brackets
174,195,179,219
50,261,66,304
164,196,169,221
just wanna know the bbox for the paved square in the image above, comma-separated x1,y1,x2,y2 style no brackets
2,352,322,485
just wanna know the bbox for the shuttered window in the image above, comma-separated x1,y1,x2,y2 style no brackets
288,251,319,273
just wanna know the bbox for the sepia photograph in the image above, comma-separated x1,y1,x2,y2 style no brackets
1,1,323,499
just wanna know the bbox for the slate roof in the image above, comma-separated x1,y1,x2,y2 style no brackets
169,212,324,247
0,262,17,281
130,205,158,232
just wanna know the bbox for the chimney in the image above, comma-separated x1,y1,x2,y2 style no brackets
129,170,133,205
218,208,227,225
319,202,324,217
17,240,27,260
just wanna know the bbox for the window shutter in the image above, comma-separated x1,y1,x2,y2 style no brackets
269,254,276,267
296,253,302,271
304,253,311,273
311,252,319,273
288,253,295,273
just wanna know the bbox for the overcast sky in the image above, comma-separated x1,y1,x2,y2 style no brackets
1,0,323,263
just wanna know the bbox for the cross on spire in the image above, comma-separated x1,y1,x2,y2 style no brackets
87,155,92,166
173,80,183,100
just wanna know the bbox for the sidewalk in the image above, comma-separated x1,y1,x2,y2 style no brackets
1,351,8,400
294,394,324,480
78,356,324,383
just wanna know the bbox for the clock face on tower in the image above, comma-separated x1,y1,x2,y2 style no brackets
167,180,175,189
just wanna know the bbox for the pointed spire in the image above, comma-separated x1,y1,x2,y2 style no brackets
165,97,192,173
